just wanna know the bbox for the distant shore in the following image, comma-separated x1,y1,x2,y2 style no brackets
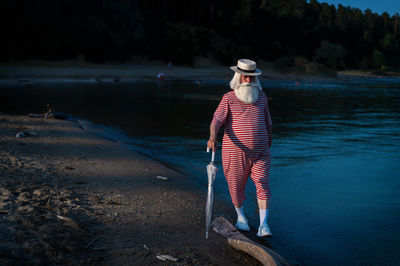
1,59,399,87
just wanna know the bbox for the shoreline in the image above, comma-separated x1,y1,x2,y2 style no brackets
0,114,295,265
1,60,400,85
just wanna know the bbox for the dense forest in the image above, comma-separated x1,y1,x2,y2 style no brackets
1,0,399,71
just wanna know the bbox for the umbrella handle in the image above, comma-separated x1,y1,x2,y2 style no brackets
206,147,215,162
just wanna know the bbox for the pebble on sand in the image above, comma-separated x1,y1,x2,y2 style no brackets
156,254,179,262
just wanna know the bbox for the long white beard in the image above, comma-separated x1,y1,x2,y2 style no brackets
234,82,260,104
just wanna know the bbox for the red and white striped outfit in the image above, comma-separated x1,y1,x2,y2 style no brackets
211,90,272,206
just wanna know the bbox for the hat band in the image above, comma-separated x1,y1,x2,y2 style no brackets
237,66,255,73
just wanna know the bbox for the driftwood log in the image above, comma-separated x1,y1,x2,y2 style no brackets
211,217,290,266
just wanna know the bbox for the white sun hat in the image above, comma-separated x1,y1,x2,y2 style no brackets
230,59,262,76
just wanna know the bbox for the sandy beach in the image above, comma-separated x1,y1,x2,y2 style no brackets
0,114,284,265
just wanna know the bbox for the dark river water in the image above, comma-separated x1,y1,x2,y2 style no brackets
1,78,400,265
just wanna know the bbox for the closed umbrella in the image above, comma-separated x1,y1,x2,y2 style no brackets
205,147,218,239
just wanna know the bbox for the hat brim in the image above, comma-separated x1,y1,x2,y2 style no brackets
230,66,262,76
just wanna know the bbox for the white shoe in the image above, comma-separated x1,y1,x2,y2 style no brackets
257,224,272,237
235,219,250,232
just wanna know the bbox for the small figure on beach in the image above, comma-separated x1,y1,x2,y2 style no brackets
207,59,273,237
28,104,71,119
157,72,165,80
157,72,166,89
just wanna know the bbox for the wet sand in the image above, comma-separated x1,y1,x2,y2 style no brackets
0,114,285,265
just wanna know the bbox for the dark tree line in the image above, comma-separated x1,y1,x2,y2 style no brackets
1,0,399,71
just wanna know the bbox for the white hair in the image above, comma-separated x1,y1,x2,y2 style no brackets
229,72,262,91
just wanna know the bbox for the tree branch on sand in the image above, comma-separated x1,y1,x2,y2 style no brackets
211,217,290,266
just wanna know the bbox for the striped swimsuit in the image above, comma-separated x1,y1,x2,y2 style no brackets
211,90,272,206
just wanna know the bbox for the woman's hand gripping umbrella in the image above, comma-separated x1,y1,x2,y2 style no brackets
205,147,218,239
